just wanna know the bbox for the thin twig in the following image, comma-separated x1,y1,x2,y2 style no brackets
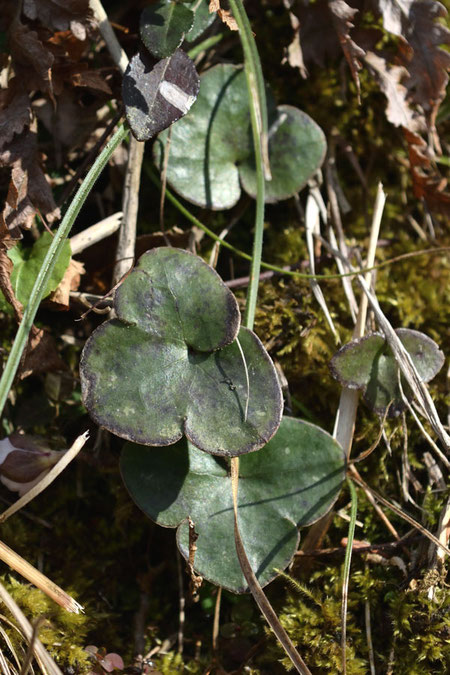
212,587,222,653
350,474,450,557
112,137,145,285
230,459,312,674
89,0,145,289
349,464,400,540
70,212,123,255
0,540,83,613
176,549,185,655
89,0,128,74
341,478,357,674
19,616,45,675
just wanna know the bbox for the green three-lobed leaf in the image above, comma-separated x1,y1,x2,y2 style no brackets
80,248,282,456
153,64,327,208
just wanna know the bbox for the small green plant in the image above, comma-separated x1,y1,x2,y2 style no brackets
330,328,444,415
80,247,282,456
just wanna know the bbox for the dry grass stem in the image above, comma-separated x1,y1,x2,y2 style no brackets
70,212,123,255
0,432,89,524
0,582,63,675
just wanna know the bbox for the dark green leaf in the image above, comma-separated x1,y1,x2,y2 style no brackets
185,0,216,42
120,416,346,592
123,48,200,142
140,1,194,59
153,64,326,208
239,105,326,202
80,247,282,456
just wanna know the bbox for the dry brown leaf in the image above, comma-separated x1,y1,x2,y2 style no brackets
9,22,55,97
0,80,32,149
328,0,365,101
48,259,85,310
0,125,60,239
364,51,423,131
69,68,112,95
19,327,66,380
282,1,308,77
209,0,238,31
0,249,22,319
23,0,91,39
403,128,450,216
376,0,450,134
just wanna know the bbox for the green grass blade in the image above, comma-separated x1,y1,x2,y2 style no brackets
0,123,129,417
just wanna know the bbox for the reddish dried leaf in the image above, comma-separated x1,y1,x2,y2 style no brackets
297,0,342,67
208,0,238,31
0,126,60,238
404,128,450,216
377,0,450,130
328,0,365,100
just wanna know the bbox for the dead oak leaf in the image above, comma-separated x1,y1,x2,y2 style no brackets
0,80,32,149
19,326,66,380
376,0,450,131
404,128,450,216
364,51,424,131
328,0,365,101
9,22,54,97
0,249,23,320
0,125,60,239
23,0,91,39
209,0,238,31
48,258,85,310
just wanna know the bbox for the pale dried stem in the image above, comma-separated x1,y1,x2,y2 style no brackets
89,0,144,289
333,183,386,456
398,378,450,469
0,540,83,614
112,138,145,285
212,586,222,653
0,582,63,675
89,0,128,75
70,212,123,255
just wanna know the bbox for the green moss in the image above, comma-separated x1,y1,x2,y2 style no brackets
1,576,92,671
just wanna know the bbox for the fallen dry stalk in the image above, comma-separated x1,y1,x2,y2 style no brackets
0,581,63,675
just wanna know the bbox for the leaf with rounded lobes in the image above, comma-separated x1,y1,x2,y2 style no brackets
80,247,282,457
120,416,346,593
153,63,326,209
140,1,194,59
330,328,445,415
239,105,326,203
7,232,71,306
123,48,200,142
